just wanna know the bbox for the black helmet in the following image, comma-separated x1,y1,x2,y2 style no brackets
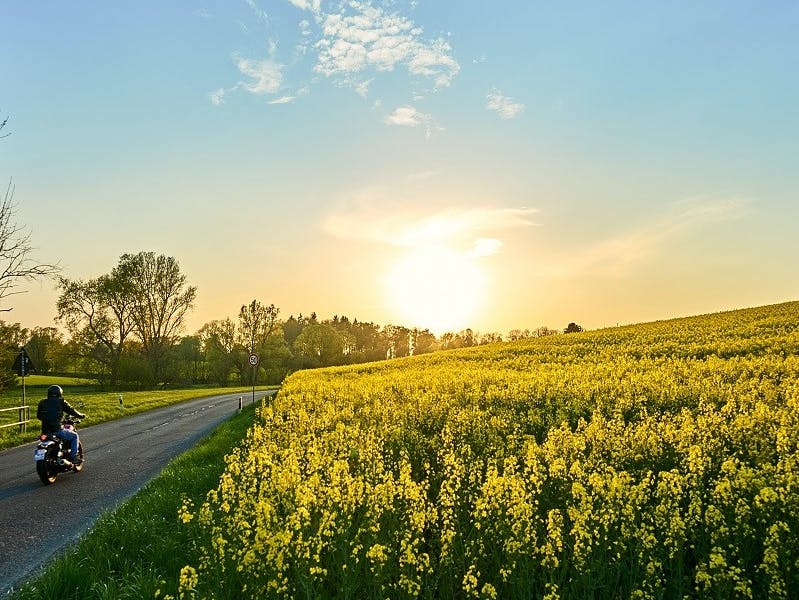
47,385,63,399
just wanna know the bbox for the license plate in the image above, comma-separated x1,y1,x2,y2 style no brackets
34,449,46,461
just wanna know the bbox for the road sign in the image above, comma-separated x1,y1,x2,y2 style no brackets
12,348,34,377
248,353,259,367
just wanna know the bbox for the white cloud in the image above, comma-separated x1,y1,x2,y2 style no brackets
311,1,459,90
384,105,428,127
216,0,459,116
288,0,321,15
355,79,373,98
384,105,441,138
208,88,226,106
486,88,525,120
269,95,296,104
235,56,283,95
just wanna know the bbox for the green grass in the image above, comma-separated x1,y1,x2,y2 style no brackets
8,401,262,600
0,384,277,451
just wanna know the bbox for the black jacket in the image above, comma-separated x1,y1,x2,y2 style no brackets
36,396,82,434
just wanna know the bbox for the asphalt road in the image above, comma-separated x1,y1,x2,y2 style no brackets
0,390,274,596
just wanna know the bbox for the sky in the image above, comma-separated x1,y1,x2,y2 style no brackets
2,1,798,336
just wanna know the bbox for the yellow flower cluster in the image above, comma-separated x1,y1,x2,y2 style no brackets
181,301,799,598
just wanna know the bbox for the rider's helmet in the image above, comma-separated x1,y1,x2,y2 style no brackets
47,384,64,399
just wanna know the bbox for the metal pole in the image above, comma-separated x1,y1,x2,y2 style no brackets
20,351,26,433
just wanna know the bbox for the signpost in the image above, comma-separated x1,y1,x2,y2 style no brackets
12,347,34,433
248,353,259,405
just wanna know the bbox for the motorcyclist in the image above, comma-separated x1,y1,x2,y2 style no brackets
36,385,86,464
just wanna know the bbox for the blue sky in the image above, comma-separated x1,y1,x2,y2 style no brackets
2,1,798,335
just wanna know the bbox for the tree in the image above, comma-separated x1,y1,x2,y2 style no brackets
293,323,348,367
113,252,197,384
412,329,439,355
237,300,279,352
56,274,135,386
173,335,204,385
25,326,64,375
382,324,412,358
564,322,584,334
0,114,58,311
0,320,28,388
198,318,237,385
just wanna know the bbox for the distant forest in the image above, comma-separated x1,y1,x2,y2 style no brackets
0,252,569,389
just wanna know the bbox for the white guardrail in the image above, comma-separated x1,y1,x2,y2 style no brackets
0,405,31,432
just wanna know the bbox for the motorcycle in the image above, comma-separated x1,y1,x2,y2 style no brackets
34,417,85,485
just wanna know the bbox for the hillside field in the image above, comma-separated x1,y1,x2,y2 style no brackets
180,302,799,599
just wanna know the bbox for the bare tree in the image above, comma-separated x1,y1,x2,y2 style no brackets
0,115,58,310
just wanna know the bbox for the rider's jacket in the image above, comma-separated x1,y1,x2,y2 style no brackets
36,397,82,434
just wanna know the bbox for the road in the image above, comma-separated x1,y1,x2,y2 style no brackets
0,390,274,595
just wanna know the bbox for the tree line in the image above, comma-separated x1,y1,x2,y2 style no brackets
0,251,569,390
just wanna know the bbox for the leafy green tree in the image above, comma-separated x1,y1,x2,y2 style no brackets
173,335,204,385
382,324,411,358
238,300,279,352
24,326,64,374
114,252,197,384
198,319,238,386
293,323,348,367
412,329,439,355
56,274,135,385
236,300,280,383
564,322,584,334
0,321,28,388
350,320,386,362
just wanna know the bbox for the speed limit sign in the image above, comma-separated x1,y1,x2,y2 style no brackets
248,354,259,366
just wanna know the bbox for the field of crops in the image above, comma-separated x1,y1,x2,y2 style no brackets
179,301,799,599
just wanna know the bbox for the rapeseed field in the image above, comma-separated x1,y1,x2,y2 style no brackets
178,301,799,599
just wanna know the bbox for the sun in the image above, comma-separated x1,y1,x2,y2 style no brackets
385,245,486,334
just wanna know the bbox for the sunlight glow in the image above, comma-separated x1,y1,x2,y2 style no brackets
385,246,486,334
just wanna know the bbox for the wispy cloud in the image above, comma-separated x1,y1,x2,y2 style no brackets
486,88,525,120
324,201,538,256
208,88,227,106
208,55,285,105
235,56,283,95
244,0,269,24
269,95,296,104
542,196,751,278
384,105,441,138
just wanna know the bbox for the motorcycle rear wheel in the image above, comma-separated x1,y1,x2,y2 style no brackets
36,446,59,485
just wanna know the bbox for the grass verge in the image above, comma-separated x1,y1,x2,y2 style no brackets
0,385,276,451
8,401,261,600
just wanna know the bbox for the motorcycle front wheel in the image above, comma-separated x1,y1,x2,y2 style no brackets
73,441,84,473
